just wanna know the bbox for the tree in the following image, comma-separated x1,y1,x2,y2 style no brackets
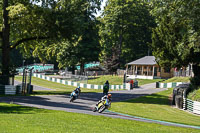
150,0,200,87
0,0,101,84
33,0,102,75
99,0,155,73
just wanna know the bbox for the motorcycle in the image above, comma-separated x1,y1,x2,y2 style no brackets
93,99,111,113
70,91,78,102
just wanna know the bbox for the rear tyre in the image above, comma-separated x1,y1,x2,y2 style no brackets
70,97,74,102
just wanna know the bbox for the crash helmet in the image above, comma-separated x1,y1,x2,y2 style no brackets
107,93,112,99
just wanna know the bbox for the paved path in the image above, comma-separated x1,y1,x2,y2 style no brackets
1,82,200,129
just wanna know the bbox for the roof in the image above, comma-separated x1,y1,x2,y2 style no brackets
127,56,157,65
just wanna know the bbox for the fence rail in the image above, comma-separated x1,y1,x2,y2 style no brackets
183,98,200,115
33,73,127,90
0,85,22,95
156,82,188,88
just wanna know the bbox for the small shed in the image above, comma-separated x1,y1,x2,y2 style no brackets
126,56,173,79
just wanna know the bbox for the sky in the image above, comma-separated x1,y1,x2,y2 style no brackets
95,0,107,17
32,0,107,17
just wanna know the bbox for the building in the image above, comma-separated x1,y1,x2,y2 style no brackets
126,56,173,79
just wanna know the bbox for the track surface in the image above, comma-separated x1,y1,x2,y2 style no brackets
1,82,200,129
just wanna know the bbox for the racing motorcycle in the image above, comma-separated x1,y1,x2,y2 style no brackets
70,90,78,102
93,98,111,113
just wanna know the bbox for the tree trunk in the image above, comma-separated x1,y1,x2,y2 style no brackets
80,62,84,75
191,64,200,87
72,65,75,75
1,0,10,85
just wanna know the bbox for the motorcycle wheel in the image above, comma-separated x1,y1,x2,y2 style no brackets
70,97,74,102
93,107,97,112
98,105,106,113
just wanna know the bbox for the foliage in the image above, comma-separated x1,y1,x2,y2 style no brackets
0,0,102,84
98,0,155,72
111,88,200,126
188,87,200,102
150,0,200,87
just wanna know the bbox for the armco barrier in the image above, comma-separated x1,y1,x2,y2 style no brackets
183,98,200,115
156,82,188,88
33,73,128,90
0,85,22,95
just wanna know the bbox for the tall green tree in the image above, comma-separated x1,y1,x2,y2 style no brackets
99,0,155,73
150,0,200,87
34,0,102,75
0,0,101,84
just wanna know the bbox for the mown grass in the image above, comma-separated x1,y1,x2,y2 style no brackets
111,88,200,126
15,76,103,95
161,77,190,83
88,75,164,86
136,79,164,86
88,75,123,85
0,103,199,133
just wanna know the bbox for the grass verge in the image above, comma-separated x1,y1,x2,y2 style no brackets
111,88,200,126
88,75,164,86
15,76,103,95
0,103,199,133
161,77,190,83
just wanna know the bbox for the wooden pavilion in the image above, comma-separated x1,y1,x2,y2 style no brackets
126,56,173,79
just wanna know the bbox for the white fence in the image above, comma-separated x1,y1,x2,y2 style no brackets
33,73,128,90
183,98,200,115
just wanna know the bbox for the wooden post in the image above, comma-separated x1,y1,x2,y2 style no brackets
142,66,144,75
131,65,133,75
126,65,128,74
147,66,149,76
135,66,137,78
153,66,155,76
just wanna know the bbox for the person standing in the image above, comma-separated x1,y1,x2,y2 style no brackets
103,80,109,95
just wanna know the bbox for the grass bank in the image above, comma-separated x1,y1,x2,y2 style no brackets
161,77,190,83
15,76,102,95
88,75,163,86
0,103,199,133
188,88,200,102
111,88,200,126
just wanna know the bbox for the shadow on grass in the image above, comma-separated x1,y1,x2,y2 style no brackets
0,104,51,114
33,91,71,95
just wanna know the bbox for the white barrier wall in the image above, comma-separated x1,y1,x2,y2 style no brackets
33,74,126,90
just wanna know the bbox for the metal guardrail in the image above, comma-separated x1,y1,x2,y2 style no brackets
183,98,200,115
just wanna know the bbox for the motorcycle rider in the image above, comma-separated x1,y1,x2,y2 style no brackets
103,80,109,95
74,86,81,97
96,93,112,108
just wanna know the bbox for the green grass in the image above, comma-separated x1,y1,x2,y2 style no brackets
0,103,199,133
136,79,164,86
162,77,190,83
88,75,123,85
111,88,200,126
88,75,164,86
15,76,103,95
188,88,200,102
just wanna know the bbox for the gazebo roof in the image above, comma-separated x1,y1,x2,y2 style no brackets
127,56,157,65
